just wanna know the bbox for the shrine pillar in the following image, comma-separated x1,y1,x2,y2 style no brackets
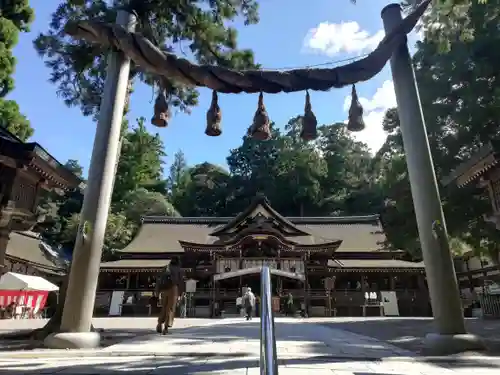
381,4,484,354
44,10,137,349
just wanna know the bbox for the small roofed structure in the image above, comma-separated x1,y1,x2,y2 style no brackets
98,196,428,318
4,231,67,280
442,140,500,229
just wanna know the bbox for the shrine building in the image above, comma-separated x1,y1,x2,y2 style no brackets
98,196,429,318
0,127,81,283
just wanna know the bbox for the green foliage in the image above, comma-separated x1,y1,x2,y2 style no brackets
169,118,374,219
0,0,34,96
0,0,34,139
371,0,500,261
34,0,500,265
34,0,259,119
60,211,135,253
38,121,178,256
112,117,166,205
0,99,33,140
121,188,180,223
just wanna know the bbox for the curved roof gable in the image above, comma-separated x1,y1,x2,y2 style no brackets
209,195,310,237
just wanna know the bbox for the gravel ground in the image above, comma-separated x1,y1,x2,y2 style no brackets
314,317,500,355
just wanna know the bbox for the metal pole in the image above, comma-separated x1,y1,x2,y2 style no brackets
45,10,137,349
381,4,484,354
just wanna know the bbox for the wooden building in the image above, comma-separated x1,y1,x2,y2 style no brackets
443,142,500,317
0,127,82,276
98,196,429,318
4,231,67,282
442,140,500,231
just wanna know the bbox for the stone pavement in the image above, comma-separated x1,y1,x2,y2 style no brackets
309,317,500,355
0,317,215,349
0,318,497,374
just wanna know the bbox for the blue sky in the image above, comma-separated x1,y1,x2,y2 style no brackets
10,0,419,176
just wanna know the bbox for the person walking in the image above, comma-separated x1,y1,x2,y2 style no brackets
179,292,187,318
156,256,183,334
285,292,294,317
243,287,256,321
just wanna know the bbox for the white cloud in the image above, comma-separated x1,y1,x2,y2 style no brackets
303,21,384,56
343,80,396,153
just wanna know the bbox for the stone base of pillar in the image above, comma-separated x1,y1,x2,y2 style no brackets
44,331,100,349
422,333,486,356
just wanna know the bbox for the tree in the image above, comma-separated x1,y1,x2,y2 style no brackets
122,188,180,224
373,0,500,260
0,0,34,140
34,0,259,120
60,212,135,254
112,117,166,206
172,162,232,216
64,159,84,177
167,150,188,194
0,99,33,140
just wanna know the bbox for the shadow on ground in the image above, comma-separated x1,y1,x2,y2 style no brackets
0,328,156,351
0,319,499,373
0,354,419,375
0,353,498,374
320,317,500,356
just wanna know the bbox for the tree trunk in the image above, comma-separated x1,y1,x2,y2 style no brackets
31,273,70,340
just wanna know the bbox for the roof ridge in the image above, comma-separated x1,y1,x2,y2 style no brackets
142,214,380,224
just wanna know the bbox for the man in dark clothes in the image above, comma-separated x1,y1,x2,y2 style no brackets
156,256,184,334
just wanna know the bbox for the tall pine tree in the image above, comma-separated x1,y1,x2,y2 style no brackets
0,0,34,140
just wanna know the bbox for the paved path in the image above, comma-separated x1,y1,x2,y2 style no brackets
0,318,497,374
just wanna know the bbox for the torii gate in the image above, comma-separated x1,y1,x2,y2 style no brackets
46,0,485,355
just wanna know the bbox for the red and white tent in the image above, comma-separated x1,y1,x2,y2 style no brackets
0,272,59,310
0,272,59,291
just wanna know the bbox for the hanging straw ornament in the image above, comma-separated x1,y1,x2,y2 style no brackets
247,92,271,140
301,90,318,141
347,84,365,132
205,90,222,136
151,89,171,127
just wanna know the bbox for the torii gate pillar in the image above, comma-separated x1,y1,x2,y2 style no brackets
381,4,484,355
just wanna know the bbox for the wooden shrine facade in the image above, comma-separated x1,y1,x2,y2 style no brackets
443,140,500,231
97,196,429,318
0,127,82,276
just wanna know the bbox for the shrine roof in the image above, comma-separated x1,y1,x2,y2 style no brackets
100,259,170,272
442,141,500,188
328,258,424,271
0,127,83,190
5,231,66,275
119,207,390,254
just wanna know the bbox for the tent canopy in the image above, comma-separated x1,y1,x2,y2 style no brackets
0,272,59,291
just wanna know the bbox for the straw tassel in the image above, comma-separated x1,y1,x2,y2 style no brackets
151,89,171,128
248,92,271,140
205,90,222,136
301,90,318,141
347,84,365,132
